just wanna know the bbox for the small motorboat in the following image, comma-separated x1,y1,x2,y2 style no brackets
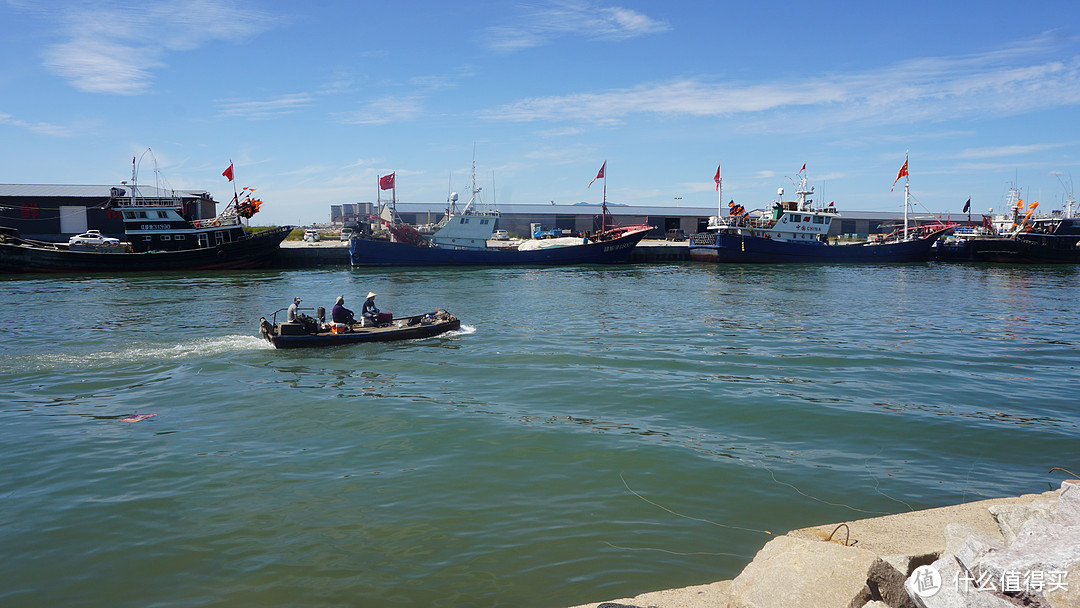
259,308,460,349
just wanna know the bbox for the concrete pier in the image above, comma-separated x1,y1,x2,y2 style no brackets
570,481,1078,608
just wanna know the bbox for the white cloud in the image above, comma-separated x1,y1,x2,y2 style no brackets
956,144,1066,159
40,0,276,95
335,96,425,125
487,1,669,51
217,94,314,120
481,33,1080,131
0,110,73,136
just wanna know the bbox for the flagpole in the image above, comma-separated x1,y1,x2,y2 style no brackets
230,160,238,206
717,162,722,221
903,152,909,239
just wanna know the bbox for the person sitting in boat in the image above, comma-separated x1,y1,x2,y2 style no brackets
287,296,319,332
332,296,355,324
287,297,302,322
361,291,380,326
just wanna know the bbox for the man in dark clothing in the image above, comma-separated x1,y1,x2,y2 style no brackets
331,296,355,324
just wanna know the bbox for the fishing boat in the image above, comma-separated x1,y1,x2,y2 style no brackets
689,165,953,264
259,308,460,349
0,159,291,274
349,162,652,266
933,186,1080,263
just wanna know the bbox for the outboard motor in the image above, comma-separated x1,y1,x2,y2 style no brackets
317,307,326,323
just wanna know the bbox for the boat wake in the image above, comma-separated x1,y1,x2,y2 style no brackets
2,335,273,372
453,324,478,336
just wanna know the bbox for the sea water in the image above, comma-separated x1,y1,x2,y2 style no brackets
1,263,1078,607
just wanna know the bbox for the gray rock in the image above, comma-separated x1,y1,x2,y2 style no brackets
904,535,1015,608
989,499,1056,546
1045,561,1078,608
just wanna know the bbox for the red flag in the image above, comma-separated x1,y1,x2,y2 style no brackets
588,161,606,188
799,163,806,174
890,157,908,192
222,163,234,182
714,163,721,191
380,173,395,190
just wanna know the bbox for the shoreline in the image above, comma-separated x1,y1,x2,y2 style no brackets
569,480,1078,608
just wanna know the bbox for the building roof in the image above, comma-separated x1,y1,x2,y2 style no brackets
0,184,211,199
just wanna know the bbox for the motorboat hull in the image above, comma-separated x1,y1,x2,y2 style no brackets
350,229,648,266
0,226,291,274
688,227,951,264
260,311,461,349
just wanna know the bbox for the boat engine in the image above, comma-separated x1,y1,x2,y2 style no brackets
258,317,274,342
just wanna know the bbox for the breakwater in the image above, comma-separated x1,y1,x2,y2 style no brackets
572,481,1078,608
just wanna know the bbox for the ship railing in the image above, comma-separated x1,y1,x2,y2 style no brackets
192,215,242,228
690,232,716,246
116,197,183,208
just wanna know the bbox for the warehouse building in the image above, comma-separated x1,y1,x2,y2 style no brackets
0,184,217,241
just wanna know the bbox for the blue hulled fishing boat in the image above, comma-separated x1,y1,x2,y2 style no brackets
689,163,952,264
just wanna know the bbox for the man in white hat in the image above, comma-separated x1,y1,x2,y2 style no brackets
287,296,302,322
361,291,380,326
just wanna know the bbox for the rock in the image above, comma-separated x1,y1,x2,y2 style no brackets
730,535,909,608
975,482,1080,607
989,496,1057,546
904,535,1014,608
906,481,1080,608
1045,561,1078,608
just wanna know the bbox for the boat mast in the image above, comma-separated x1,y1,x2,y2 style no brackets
904,178,910,238
463,157,480,214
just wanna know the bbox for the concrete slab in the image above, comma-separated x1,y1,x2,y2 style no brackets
568,580,732,608
788,490,1059,575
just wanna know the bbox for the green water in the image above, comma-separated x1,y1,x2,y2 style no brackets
1,263,1078,607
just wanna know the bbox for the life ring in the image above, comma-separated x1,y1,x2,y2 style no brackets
211,220,221,227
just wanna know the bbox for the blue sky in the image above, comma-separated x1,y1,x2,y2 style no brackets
2,0,1079,226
